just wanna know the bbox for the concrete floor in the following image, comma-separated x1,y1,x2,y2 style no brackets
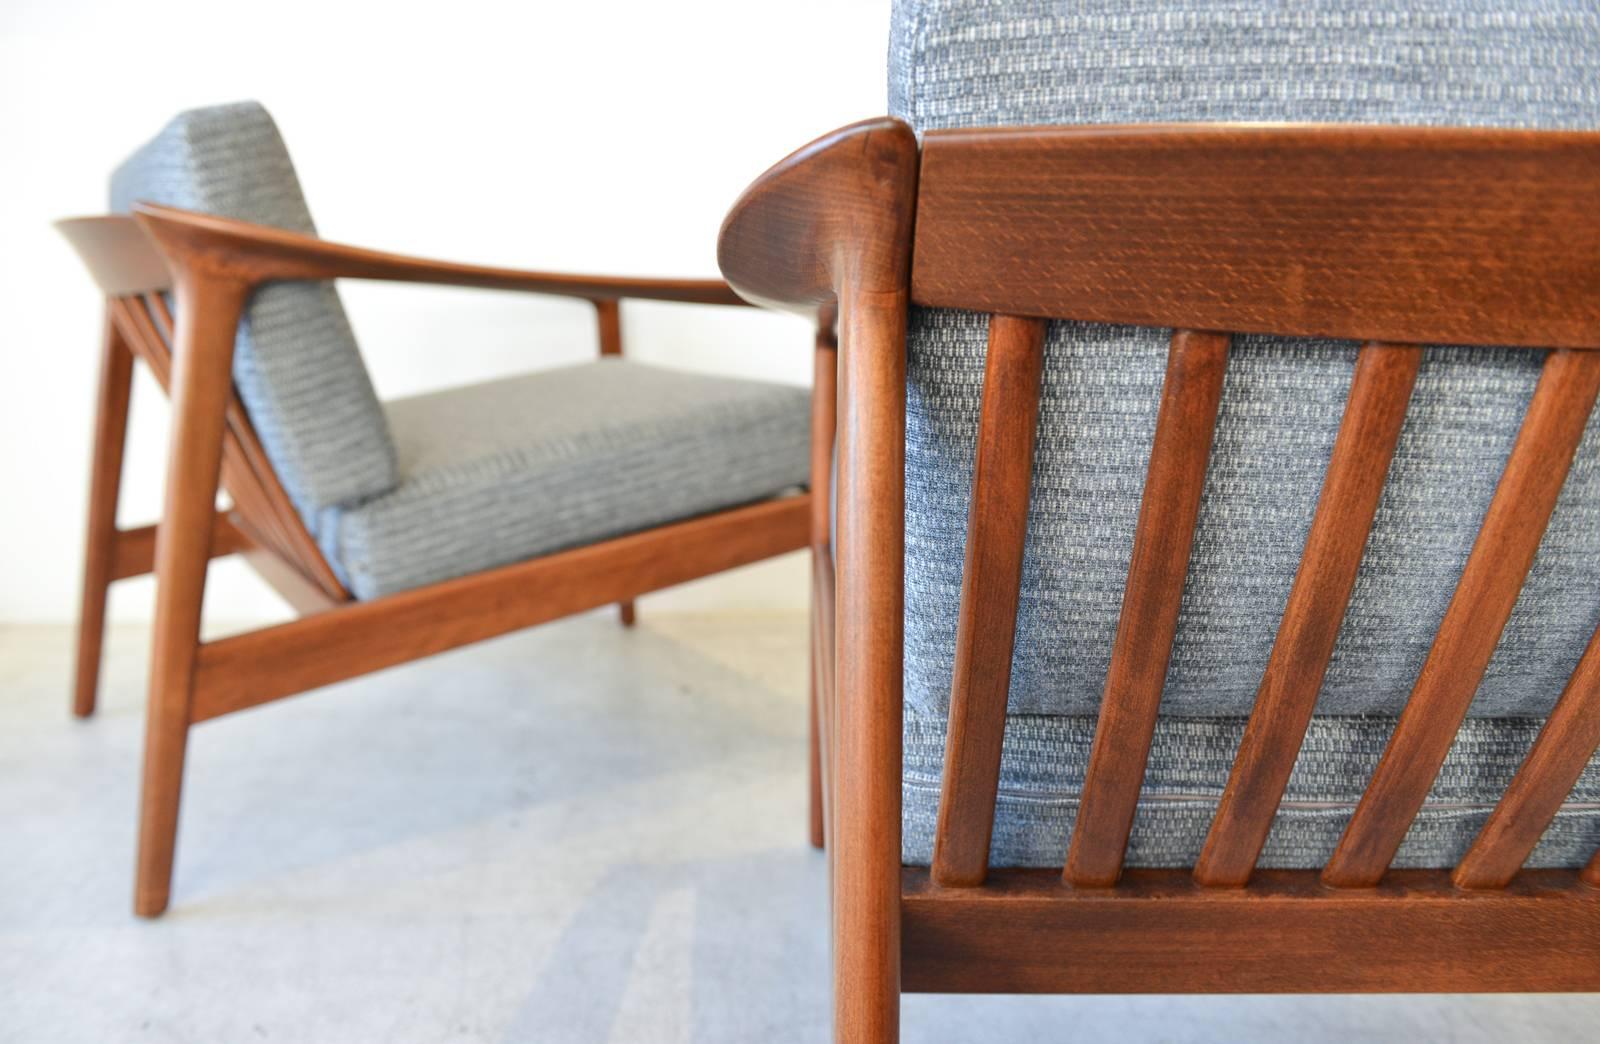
1,612,1596,1043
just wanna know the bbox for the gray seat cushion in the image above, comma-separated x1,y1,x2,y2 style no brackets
903,711,1600,869
325,359,810,599
111,102,399,539
890,0,1600,867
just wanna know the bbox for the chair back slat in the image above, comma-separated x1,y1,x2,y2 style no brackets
107,293,350,604
1194,343,1421,888
1323,349,1600,888
911,125,1600,349
1063,329,1229,887
932,315,1047,887
1453,624,1600,889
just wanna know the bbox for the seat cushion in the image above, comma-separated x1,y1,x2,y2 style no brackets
903,711,1600,869
325,359,810,599
111,102,398,535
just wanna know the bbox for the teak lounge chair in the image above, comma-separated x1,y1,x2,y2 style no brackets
60,102,825,917
719,2,1600,1039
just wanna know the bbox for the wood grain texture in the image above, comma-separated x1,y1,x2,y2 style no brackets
931,315,1047,887
1194,343,1421,887
1324,349,1600,889
189,496,809,723
129,206,749,306
912,124,1600,348
717,118,920,317
902,868,1600,994
1063,330,1229,888
1453,623,1600,889
72,310,135,718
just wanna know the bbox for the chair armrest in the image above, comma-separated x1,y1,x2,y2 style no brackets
109,203,749,306
716,118,918,316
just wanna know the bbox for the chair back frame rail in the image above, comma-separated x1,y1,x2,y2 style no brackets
60,209,820,917
718,117,1600,1042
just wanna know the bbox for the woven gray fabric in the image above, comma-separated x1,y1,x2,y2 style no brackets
902,711,1600,868
888,1,1600,868
326,359,810,599
110,102,398,537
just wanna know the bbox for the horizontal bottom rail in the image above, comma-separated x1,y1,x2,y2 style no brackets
189,495,810,723
902,867,1600,994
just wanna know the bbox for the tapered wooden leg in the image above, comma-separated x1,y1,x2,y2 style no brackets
592,299,635,629
134,273,245,917
833,288,905,1043
809,324,838,850
808,572,827,850
73,310,135,718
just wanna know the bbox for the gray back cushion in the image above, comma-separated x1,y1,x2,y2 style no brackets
890,1,1600,720
111,102,398,542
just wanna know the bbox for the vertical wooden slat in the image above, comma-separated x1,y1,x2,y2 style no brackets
931,315,1048,886
1063,329,1230,887
1453,623,1600,889
1584,849,1600,888
1324,349,1600,889
1194,343,1421,887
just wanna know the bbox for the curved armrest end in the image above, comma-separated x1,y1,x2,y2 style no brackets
717,117,919,317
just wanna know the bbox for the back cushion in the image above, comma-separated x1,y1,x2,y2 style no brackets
111,101,398,547
890,1,1600,720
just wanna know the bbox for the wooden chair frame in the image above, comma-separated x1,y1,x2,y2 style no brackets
718,118,1600,1042
60,204,833,917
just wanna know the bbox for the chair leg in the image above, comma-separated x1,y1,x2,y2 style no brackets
73,311,135,718
618,600,636,627
808,610,826,850
134,274,245,917
831,289,905,1044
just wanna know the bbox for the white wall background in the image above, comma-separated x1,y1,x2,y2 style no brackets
0,0,891,623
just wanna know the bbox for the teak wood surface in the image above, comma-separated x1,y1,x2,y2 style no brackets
60,208,822,917
719,118,1600,1043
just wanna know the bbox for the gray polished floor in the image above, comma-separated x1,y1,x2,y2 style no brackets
2,613,1596,1042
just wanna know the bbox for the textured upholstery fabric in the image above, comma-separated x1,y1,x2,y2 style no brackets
326,360,810,599
889,1,1600,866
111,102,399,537
903,711,1600,868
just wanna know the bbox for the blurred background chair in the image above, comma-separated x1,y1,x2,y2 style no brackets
60,101,822,917
720,2,1600,1039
